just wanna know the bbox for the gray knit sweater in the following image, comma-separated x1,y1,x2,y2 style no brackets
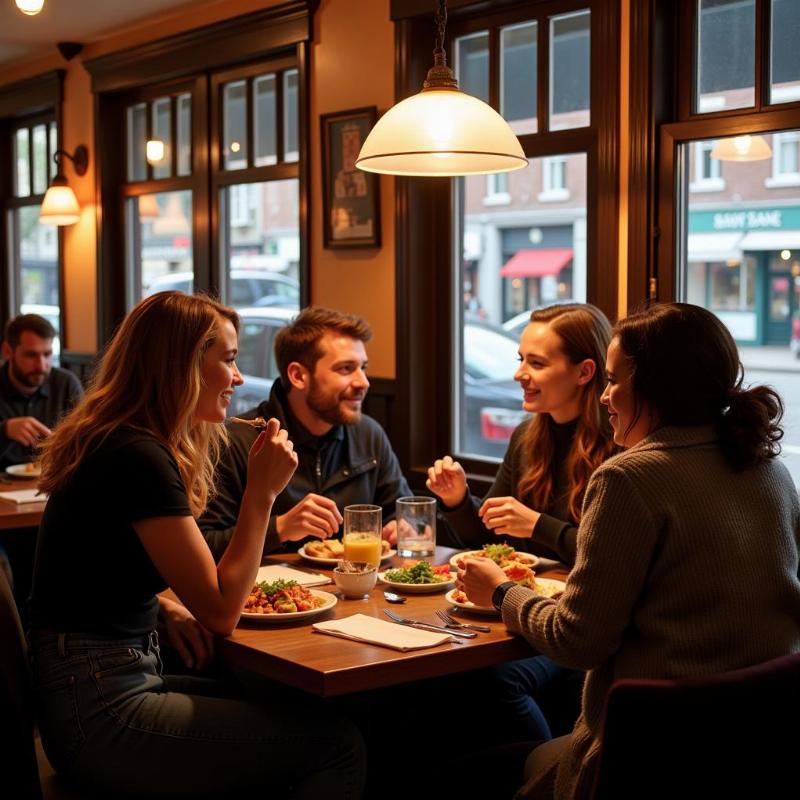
503,425,800,800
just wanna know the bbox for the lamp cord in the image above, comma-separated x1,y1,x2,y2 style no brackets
433,0,448,66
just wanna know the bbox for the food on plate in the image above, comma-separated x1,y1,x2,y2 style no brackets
452,570,563,605
244,579,325,615
23,462,38,474
454,543,536,571
383,561,452,585
304,539,346,559
229,416,267,429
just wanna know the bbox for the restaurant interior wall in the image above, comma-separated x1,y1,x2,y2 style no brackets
0,0,398,378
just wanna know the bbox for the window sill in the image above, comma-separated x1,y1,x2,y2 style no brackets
537,189,570,203
765,174,800,189
482,192,511,206
689,179,725,193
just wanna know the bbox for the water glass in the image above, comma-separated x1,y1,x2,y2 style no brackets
395,496,436,559
343,504,383,567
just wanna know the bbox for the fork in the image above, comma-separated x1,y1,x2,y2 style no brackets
436,609,491,633
383,609,476,638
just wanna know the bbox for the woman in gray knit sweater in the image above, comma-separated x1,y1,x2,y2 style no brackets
459,303,800,799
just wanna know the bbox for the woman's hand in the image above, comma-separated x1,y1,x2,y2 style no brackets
479,496,541,538
246,418,298,506
457,557,508,609
158,596,215,671
426,455,468,508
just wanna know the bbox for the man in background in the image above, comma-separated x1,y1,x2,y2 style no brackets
200,306,410,559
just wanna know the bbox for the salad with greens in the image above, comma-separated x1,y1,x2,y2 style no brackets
383,561,452,585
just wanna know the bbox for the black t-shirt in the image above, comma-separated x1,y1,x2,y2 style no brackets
29,428,191,637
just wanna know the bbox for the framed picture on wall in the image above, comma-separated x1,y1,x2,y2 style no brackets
321,106,381,249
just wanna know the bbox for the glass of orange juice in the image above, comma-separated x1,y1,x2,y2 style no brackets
343,504,383,568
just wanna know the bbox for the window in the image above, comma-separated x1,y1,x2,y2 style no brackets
484,172,510,205
766,131,800,187
690,140,724,192
5,114,62,363
539,155,570,201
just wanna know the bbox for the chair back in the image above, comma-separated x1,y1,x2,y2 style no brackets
593,654,800,799
0,566,42,799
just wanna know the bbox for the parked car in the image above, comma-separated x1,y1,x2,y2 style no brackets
233,310,527,458
462,322,528,458
144,270,300,309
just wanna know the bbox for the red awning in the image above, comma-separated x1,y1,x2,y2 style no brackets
499,248,574,278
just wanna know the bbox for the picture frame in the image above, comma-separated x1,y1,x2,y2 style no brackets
321,106,381,249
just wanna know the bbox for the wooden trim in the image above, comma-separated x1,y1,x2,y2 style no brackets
84,2,316,93
60,351,98,387
297,40,311,309
0,71,63,119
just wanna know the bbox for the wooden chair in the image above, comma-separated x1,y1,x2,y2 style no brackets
0,567,88,800
592,653,800,799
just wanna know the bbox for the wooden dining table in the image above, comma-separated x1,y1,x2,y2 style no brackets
0,476,46,530
219,547,568,698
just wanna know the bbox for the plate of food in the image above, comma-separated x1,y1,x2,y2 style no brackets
299,539,395,565
378,562,456,593
241,580,337,623
446,576,566,615
449,543,539,571
5,463,40,479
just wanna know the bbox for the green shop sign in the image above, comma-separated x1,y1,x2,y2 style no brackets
689,206,800,233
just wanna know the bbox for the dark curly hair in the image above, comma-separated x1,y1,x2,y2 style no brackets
613,303,783,470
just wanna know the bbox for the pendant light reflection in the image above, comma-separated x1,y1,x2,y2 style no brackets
138,194,160,219
16,0,45,15
146,139,165,164
40,145,89,227
356,0,526,177
710,134,772,162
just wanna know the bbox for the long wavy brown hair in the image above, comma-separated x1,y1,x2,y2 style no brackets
38,292,239,516
516,303,616,522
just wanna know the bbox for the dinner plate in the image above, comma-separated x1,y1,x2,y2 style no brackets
378,570,456,594
5,463,40,479
240,589,338,623
449,549,539,571
298,545,396,566
444,578,565,615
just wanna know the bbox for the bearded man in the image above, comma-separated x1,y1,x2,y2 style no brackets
199,307,410,559
0,314,83,469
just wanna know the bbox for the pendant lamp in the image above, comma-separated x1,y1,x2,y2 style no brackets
710,134,772,162
356,0,527,177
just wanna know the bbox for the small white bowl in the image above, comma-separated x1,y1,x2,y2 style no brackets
333,564,378,598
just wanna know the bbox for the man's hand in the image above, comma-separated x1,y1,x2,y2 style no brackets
426,455,468,508
3,416,50,448
382,519,397,545
479,496,541,538
457,557,508,609
276,494,343,542
158,596,215,671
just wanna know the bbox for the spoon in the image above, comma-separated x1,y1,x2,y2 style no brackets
383,591,407,604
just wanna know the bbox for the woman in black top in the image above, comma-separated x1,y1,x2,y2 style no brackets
428,304,615,743
29,292,365,799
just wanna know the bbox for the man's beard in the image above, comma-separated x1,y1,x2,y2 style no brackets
307,382,364,427
9,359,48,389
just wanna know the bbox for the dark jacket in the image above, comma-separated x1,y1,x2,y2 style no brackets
199,381,411,560
439,417,579,565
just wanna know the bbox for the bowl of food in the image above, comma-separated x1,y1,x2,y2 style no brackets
333,561,378,598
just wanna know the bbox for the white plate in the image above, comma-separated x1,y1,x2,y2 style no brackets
298,544,396,566
378,570,456,594
445,578,565,616
240,589,338,623
5,463,40,479
449,549,539,571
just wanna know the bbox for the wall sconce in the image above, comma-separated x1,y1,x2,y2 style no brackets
16,0,45,15
146,139,165,164
40,145,89,226
710,134,772,162
356,0,526,177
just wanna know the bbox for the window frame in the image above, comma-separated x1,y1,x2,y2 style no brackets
391,0,619,483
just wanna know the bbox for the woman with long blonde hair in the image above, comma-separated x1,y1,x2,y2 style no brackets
427,303,615,745
29,292,365,799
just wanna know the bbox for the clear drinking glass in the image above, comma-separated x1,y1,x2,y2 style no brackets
396,497,436,559
343,504,383,567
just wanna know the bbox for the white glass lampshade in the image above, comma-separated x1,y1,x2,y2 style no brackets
40,176,81,226
16,0,45,15
356,89,528,177
710,134,772,162
146,139,165,164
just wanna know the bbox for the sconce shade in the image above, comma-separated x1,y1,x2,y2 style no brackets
16,0,44,15
356,88,527,177
146,140,165,164
710,134,772,162
40,175,81,226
